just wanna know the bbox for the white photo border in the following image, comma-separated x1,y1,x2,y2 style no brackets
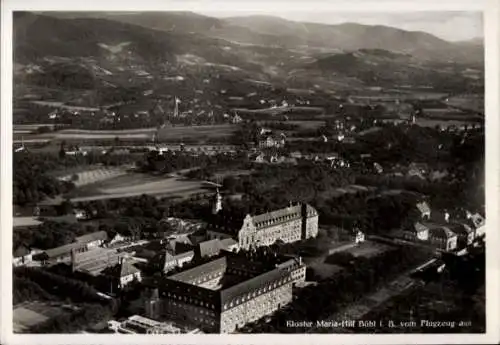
1,0,499,344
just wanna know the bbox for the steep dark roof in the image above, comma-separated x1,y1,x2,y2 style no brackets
13,244,30,258
161,254,300,312
75,231,108,244
169,257,227,284
407,222,429,233
167,240,194,255
448,223,473,235
220,265,290,307
101,260,140,278
427,224,456,239
198,239,223,258
469,213,485,228
42,242,88,259
220,238,238,249
416,201,431,215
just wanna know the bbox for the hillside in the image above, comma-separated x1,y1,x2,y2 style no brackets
224,16,483,64
13,12,484,113
43,11,483,65
302,49,481,92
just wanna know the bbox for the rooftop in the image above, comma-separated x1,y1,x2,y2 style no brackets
13,244,30,258
198,239,223,258
39,242,88,259
425,223,457,239
75,231,108,244
160,252,303,312
101,260,141,278
13,217,42,228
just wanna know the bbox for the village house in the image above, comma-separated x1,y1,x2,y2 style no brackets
258,134,286,149
231,113,243,124
34,242,89,265
467,212,486,238
351,228,365,244
427,224,458,251
197,239,224,259
73,208,88,220
219,238,239,252
101,258,142,291
409,162,429,175
13,244,35,267
33,231,108,265
402,222,430,242
162,251,195,273
75,231,108,249
254,152,266,163
416,201,432,220
447,223,475,248
106,233,129,247
373,162,384,174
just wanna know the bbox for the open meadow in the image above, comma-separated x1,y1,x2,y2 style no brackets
13,301,79,333
344,241,394,259
69,172,211,202
32,124,238,141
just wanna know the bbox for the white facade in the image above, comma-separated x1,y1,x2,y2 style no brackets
120,271,142,288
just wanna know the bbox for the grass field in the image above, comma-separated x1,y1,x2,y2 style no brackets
310,263,345,280
31,124,238,141
13,301,79,333
344,241,394,259
69,172,210,202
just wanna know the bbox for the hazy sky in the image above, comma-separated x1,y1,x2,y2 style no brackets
198,11,483,42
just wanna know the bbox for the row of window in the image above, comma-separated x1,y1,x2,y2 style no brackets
223,280,290,310
255,216,300,229
171,302,216,317
193,271,224,285
166,293,215,309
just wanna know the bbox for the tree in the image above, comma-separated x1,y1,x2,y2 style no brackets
59,141,66,159
59,200,74,215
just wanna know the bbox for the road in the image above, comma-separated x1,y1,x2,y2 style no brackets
367,235,441,254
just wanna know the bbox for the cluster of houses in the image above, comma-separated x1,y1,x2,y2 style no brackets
258,133,286,149
14,230,143,291
393,201,485,252
13,230,108,267
148,234,239,274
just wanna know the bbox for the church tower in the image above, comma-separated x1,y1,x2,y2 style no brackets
212,188,222,215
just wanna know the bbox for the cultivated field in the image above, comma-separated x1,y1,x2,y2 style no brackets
52,166,130,188
445,95,484,113
69,172,210,202
258,120,325,130
416,119,481,128
13,301,79,333
30,101,100,112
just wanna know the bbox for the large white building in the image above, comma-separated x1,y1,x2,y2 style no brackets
207,203,319,250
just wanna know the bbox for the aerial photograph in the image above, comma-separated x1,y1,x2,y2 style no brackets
11,10,485,335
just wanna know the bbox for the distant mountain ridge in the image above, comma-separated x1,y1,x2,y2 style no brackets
13,11,484,97
41,11,484,65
